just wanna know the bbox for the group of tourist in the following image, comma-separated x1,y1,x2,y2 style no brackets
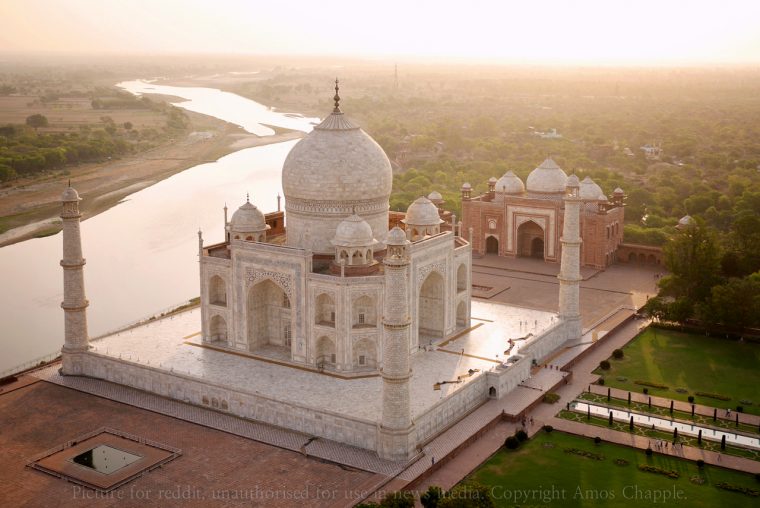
650,439,685,453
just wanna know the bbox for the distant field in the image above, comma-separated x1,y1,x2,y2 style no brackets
595,327,760,415
0,96,167,132
467,431,759,508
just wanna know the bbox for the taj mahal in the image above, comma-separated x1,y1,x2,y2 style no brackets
57,82,584,461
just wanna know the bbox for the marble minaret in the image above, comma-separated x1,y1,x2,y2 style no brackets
558,175,583,340
60,185,90,374
378,227,416,461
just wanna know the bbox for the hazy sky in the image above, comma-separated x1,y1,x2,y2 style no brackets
2,0,760,65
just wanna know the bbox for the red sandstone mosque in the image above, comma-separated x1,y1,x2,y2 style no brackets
460,158,626,269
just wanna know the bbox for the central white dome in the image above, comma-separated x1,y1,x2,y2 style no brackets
526,158,568,194
281,84,393,254
282,117,392,202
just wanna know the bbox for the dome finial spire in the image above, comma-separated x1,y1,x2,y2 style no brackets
246,192,250,203
333,78,341,113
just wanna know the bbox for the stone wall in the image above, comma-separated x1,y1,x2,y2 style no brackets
518,320,571,363
414,374,488,444
617,243,664,266
485,356,531,399
73,352,379,451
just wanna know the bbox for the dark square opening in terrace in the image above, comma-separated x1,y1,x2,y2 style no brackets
27,427,181,492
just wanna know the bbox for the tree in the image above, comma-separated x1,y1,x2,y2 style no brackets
504,436,520,449
730,212,760,275
659,219,722,306
378,491,415,508
700,275,760,329
123,121,133,131
421,486,444,508
25,114,48,132
0,164,17,182
357,491,415,508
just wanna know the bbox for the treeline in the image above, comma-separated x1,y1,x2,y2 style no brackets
91,93,153,110
644,218,760,329
0,105,188,182
0,124,130,181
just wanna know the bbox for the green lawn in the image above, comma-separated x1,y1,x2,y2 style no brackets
466,431,759,508
594,327,760,416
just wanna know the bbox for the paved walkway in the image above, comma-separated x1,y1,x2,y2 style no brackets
589,385,760,428
473,255,600,280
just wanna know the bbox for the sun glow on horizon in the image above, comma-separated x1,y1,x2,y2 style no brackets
1,0,760,66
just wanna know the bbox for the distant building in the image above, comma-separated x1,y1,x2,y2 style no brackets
535,128,563,139
676,214,693,230
640,142,662,160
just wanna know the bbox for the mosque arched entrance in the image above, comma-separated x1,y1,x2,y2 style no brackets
418,271,445,346
247,279,291,354
517,221,545,259
485,236,499,254
531,237,544,258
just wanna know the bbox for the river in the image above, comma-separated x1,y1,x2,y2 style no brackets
0,80,319,374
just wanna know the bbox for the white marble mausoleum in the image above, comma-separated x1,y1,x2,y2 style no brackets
58,82,584,461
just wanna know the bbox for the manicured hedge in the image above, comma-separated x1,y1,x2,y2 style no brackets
634,380,669,390
638,465,680,479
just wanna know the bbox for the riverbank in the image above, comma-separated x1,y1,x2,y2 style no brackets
0,109,303,247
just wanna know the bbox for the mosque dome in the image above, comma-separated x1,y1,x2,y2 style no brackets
566,174,580,188
61,186,81,202
579,176,603,200
386,226,408,245
461,182,472,190
332,214,377,247
598,193,608,202
526,158,568,194
403,197,443,226
230,199,266,233
495,171,525,194
613,187,625,195
427,190,444,204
